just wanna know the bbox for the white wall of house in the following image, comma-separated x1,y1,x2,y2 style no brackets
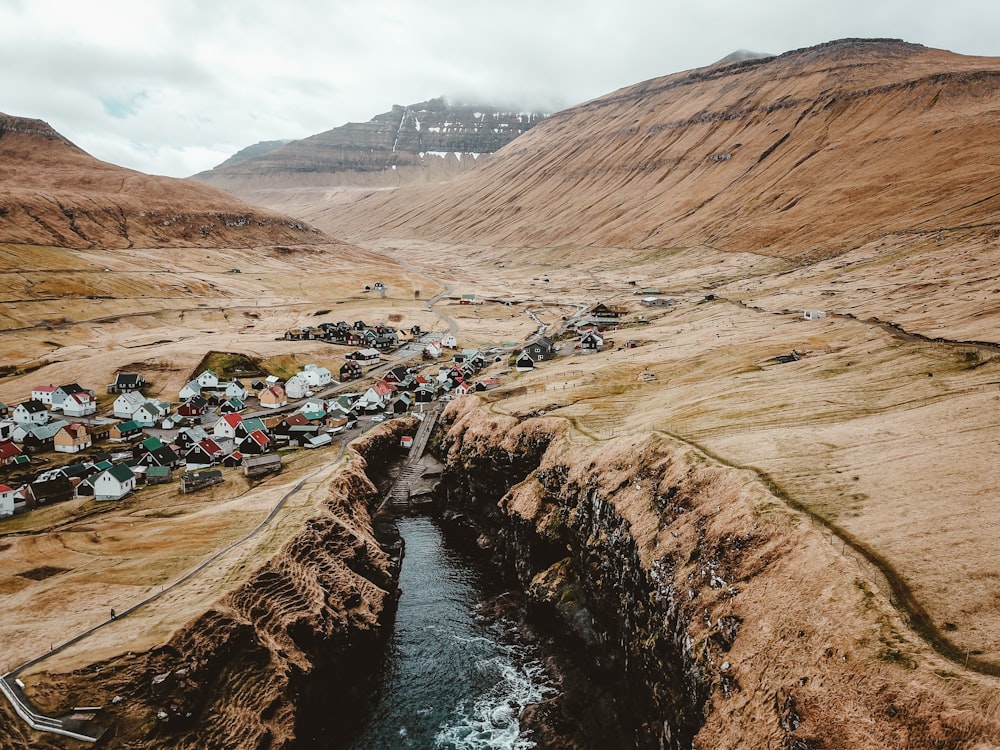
93,470,136,501
12,404,49,425
113,392,146,419
63,393,96,417
285,375,311,400
300,365,333,387
197,370,220,388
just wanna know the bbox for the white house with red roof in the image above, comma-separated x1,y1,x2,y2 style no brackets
213,412,244,440
0,483,14,517
31,385,58,405
354,380,395,412
62,390,97,417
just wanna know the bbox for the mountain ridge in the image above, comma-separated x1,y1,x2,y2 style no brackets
193,96,549,191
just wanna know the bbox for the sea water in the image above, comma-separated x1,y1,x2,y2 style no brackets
342,516,554,750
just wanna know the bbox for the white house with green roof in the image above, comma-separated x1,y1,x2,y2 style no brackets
93,464,136,501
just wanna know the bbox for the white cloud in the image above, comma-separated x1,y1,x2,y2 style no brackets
1,0,998,176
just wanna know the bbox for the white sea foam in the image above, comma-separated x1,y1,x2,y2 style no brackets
434,656,555,750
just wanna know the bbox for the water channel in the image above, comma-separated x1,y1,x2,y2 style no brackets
342,516,555,750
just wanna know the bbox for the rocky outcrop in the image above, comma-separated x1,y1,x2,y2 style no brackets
22,423,413,749
434,397,1000,749
194,97,548,192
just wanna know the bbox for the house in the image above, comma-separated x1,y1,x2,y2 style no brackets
297,398,326,415
134,436,182,469
185,438,227,470
177,396,210,418
459,294,477,305
146,465,173,485
196,369,220,389
273,413,309,436
454,380,473,396
235,417,268,440
259,385,287,409
414,384,438,403
339,361,363,381
62,390,97,417
455,349,486,369
350,348,381,364
304,433,333,449
222,451,245,468
0,484,14,517
214,380,247,400
440,334,458,349
181,469,224,494
244,454,281,478
390,393,413,414
28,476,74,506
54,423,92,453
107,372,146,394
423,341,442,359
92,464,137,501
355,380,395,412
178,380,203,400
383,366,411,385
51,384,90,410
113,391,147,419
515,353,535,371
239,429,271,455
284,374,311,400
774,351,801,364
31,385,58,405
299,364,333,388
580,331,605,351
175,425,210,451
109,419,143,442
803,310,827,321
220,397,245,414
588,303,626,325
0,441,23,465
133,400,170,427
641,297,676,307
213,412,244,440
523,336,556,361
21,421,68,453
13,399,49,425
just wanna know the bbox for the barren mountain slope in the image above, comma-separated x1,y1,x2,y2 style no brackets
0,114,321,250
303,39,999,257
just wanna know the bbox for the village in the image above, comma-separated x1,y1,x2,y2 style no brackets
0,301,633,519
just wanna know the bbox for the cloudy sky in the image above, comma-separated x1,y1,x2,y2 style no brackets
2,0,998,177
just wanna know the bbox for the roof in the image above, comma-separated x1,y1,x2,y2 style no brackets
105,463,136,483
116,419,142,432
0,484,12,493
17,400,48,413
245,430,269,446
146,466,171,478
221,412,243,427
32,385,57,393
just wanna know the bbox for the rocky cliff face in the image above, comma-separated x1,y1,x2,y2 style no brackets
194,97,548,191
433,398,1000,749
0,113,324,250
21,423,413,749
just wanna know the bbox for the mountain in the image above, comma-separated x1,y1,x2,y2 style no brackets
0,114,321,250
193,97,549,192
305,39,999,263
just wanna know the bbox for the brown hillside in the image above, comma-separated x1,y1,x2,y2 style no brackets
300,39,1000,262
0,114,322,250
